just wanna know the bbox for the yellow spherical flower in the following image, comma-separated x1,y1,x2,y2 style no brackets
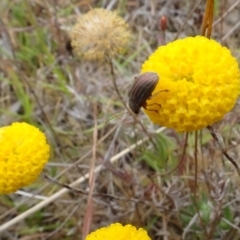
86,223,151,240
141,36,240,132
71,8,132,61
0,122,50,194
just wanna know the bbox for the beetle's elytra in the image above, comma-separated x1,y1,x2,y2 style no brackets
128,72,160,114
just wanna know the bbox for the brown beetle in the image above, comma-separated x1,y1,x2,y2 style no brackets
128,72,167,114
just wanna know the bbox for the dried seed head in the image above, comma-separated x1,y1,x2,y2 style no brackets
71,8,132,61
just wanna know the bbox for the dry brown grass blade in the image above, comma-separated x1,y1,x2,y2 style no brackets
212,0,240,28
174,0,203,40
201,0,214,37
222,20,240,41
207,125,240,175
82,103,98,238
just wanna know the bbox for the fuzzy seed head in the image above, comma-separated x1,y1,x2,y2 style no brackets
71,8,132,61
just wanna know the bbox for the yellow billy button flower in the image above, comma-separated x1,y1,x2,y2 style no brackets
0,122,50,194
141,36,240,132
86,223,151,240
71,8,132,61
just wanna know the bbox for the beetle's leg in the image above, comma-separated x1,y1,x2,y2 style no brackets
149,89,169,99
143,103,161,113
144,89,168,112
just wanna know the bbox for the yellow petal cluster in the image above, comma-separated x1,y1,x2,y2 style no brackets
86,223,151,240
0,122,50,194
71,8,131,61
141,36,240,132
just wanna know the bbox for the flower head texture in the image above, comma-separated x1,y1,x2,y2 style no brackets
86,223,151,240
141,36,240,132
71,8,132,61
0,122,50,194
